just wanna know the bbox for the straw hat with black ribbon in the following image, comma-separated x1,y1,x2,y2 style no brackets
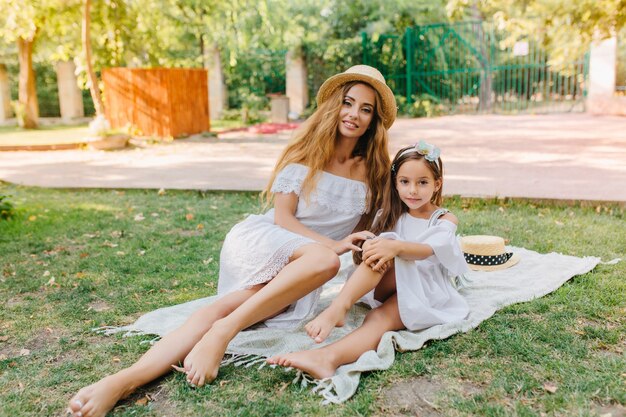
460,235,520,271
316,65,397,129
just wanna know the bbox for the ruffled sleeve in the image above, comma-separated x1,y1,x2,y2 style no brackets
413,220,469,277
270,163,308,195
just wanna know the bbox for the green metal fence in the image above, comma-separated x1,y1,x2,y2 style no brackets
363,21,589,115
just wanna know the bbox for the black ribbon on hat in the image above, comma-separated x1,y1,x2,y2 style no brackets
464,252,513,266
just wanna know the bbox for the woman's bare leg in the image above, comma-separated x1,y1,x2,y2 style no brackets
67,287,261,417
182,244,340,387
268,294,404,379
305,263,393,343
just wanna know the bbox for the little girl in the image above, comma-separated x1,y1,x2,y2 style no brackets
268,141,469,379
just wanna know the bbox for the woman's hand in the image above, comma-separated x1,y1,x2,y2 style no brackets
331,231,376,255
363,238,399,272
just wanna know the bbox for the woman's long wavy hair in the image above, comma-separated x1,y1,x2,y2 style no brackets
262,81,391,227
354,146,444,264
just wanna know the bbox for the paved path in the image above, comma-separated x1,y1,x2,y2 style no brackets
0,114,624,202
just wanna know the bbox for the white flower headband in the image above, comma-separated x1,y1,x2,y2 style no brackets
392,140,441,172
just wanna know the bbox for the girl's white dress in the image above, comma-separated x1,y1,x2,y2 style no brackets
217,163,368,328
360,211,470,331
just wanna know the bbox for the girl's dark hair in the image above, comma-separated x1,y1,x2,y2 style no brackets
353,145,444,265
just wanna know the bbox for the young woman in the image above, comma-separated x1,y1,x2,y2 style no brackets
67,65,397,417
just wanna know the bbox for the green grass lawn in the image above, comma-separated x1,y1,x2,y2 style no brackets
0,124,91,146
0,119,245,147
0,183,624,417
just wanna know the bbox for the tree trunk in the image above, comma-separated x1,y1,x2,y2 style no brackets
17,36,39,129
472,4,492,112
83,0,105,116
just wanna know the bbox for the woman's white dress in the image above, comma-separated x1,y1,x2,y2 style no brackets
360,211,470,331
217,163,368,328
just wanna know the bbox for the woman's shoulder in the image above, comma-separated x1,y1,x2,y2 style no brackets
276,163,309,177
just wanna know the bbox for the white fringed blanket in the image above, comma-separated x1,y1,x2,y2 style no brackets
100,247,601,403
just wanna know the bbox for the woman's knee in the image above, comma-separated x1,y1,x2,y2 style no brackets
308,246,341,277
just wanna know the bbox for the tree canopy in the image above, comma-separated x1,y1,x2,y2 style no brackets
0,0,623,118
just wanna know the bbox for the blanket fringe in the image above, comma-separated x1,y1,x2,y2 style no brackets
221,353,269,369
450,272,473,289
312,378,341,405
93,325,144,337
140,336,161,346
601,258,621,265
93,326,162,345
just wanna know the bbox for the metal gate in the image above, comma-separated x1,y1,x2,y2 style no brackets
363,21,589,115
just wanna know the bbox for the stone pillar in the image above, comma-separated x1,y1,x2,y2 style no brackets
286,49,308,119
206,45,227,120
589,36,617,99
55,60,84,122
0,64,12,122
269,94,289,123
587,36,626,115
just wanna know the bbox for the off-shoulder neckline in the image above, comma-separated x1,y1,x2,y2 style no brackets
289,163,367,186
404,212,456,226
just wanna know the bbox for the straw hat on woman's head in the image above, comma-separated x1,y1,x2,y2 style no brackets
316,65,397,129
461,235,520,271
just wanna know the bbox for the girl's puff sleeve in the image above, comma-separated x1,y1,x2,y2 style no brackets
270,164,308,196
416,220,469,277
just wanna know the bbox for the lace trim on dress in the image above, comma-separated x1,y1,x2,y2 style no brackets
271,175,305,195
270,163,368,215
270,164,308,196
244,236,312,288
310,183,367,215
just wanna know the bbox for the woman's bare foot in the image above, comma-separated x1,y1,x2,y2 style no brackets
182,322,232,387
305,303,348,343
267,349,337,380
67,373,133,417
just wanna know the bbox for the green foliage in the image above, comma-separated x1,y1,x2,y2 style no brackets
396,93,446,118
0,0,79,43
4,62,96,118
447,0,626,65
9,101,26,126
298,0,448,100
1,0,624,115
617,26,626,89
0,193,14,219
224,50,285,110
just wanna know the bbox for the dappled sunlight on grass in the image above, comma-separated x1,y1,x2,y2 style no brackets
0,185,623,416
74,202,119,212
0,124,90,145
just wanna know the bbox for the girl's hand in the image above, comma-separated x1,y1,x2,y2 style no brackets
363,238,399,272
332,231,376,255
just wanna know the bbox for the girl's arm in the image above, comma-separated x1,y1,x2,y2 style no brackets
363,212,459,270
274,192,374,254
363,239,433,271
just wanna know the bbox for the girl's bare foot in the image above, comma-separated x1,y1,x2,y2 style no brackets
182,322,232,387
305,303,348,343
67,374,132,417
267,350,337,380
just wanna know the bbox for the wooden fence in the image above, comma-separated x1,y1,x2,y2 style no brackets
102,68,209,137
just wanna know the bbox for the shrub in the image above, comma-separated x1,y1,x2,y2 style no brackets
409,94,445,118
0,194,15,220
395,93,446,118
